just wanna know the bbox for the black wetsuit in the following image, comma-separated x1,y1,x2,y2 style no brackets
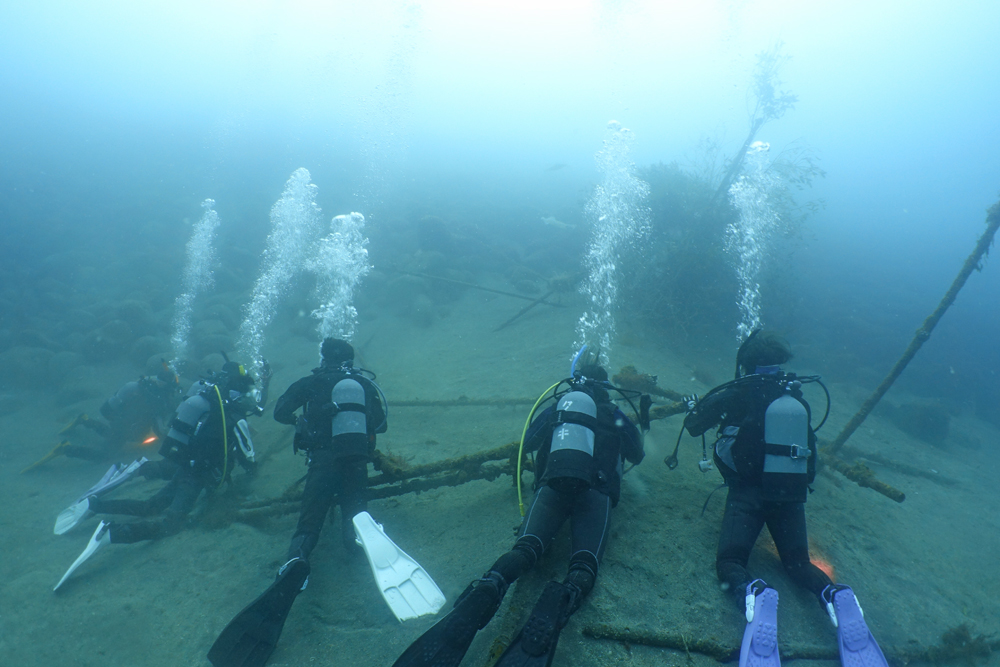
684,372,832,599
273,365,386,559
89,388,252,543
485,384,644,606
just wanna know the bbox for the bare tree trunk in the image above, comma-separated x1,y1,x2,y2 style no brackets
709,117,765,209
828,200,1000,454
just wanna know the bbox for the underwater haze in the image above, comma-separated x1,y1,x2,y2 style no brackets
2,1,1000,666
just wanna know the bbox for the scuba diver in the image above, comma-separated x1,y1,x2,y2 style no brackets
52,358,265,591
208,337,444,667
392,345,649,667
28,364,183,471
675,330,888,667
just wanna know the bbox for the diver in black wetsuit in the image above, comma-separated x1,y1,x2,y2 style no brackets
85,360,263,543
272,337,387,561
679,330,890,667
205,338,389,667
392,347,647,667
61,366,183,462
53,359,269,592
682,331,831,600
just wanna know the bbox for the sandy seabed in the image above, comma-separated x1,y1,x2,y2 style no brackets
2,287,999,667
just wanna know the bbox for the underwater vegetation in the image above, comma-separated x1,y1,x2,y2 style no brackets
618,43,824,342
621,141,824,342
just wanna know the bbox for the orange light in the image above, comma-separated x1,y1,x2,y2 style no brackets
812,556,836,581
142,435,158,445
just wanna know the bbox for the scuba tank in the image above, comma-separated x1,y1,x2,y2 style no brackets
161,384,255,479
762,386,811,503
330,377,369,458
161,393,212,466
544,391,598,493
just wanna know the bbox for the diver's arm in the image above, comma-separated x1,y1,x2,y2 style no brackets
273,378,309,425
616,409,645,465
683,384,739,437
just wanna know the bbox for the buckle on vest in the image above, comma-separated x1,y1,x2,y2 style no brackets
789,444,809,459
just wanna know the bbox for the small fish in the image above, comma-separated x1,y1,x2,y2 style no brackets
545,163,569,171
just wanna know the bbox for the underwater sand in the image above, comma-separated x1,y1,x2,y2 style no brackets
2,286,999,667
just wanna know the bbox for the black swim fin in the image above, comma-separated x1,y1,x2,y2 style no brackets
494,581,576,667
208,558,310,667
392,573,505,667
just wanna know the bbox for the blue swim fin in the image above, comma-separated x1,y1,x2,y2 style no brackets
740,580,780,667
823,585,889,667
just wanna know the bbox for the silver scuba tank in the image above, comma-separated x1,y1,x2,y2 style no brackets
331,378,367,439
763,390,810,502
166,394,211,446
160,393,212,464
545,391,597,490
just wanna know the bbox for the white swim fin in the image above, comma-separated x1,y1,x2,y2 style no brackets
352,511,446,622
54,458,148,535
80,457,147,502
54,520,111,591
54,497,94,535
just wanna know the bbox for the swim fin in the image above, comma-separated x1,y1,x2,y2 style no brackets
54,458,148,535
494,581,576,667
55,497,95,536
80,457,147,500
208,557,310,667
823,585,889,667
21,440,71,474
392,572,506,667
740,580,781,667
54,520,111,591
353,511,446,621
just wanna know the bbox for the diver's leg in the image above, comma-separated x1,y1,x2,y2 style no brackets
89,478,177,517
564,488,611,606
514,486,572,562
466,486,572,625
471,484,572,587
336,455,370,553
80,417,112,439
765,500,832,597
138,458,181,480
492,490,609,666
716,482,767,600
61,444,111,462
158,471,203,533
104,473,202,543
287,449,338,561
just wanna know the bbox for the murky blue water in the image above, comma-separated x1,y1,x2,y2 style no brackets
2,3,999,666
